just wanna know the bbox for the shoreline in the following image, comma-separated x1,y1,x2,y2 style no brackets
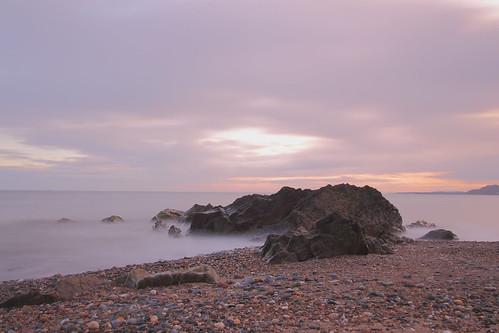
1,241,498,332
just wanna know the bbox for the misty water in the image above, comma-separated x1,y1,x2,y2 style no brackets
0,191,498,282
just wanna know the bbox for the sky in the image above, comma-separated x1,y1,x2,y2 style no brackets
1,0,499,193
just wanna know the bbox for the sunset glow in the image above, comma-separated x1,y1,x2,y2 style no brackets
201,128,324,158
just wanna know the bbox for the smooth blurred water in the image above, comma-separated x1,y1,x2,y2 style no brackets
0,191,253,281
387,194,499,241
0,191,497,281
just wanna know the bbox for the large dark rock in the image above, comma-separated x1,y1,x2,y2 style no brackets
189,184,403,237
262,213,372,264
420,229,458,240
189,186,311,233
187,184,403,263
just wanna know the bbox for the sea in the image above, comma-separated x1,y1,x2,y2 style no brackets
0,191,497,282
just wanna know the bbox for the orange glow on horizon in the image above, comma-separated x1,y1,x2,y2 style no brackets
180,172,492,193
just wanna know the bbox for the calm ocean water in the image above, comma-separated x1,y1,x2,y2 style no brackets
0,191,497,281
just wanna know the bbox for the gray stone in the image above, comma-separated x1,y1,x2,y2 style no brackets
125,265,220,289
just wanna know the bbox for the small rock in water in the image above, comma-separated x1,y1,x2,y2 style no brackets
168,225,182,237
101,215,124,223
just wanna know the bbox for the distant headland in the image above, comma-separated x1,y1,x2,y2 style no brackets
399,184,499,195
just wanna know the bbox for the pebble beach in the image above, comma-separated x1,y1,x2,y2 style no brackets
1,241,498,333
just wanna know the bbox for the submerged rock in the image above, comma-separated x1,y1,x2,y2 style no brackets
125,265,220,289
101,215,124,223
420,229,458,240
56,218,74,223
406,220,437,228
168,225,182,237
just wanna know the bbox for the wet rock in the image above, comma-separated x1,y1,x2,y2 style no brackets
168,225,182,238
420,229,458,240
0,291,57,309
101,215,124,223
125,265,220,289
152,218,167,230
152,208,185,222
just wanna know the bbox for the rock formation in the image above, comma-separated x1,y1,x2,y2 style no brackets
186,184,403,264
189,185,402,237
420,229,458,240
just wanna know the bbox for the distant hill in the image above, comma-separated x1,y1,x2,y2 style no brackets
398,184,499,195
466,185,499,195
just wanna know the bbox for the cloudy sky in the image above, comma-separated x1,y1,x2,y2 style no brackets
1,0,499,192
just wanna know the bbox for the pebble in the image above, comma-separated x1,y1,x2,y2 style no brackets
214,322,225,329
86,321,99,330
150,315,159,324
